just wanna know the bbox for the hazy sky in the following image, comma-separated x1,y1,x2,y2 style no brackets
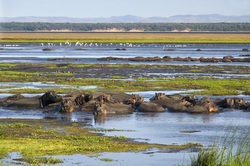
1,0,250,17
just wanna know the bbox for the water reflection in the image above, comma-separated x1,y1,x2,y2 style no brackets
94,114,106,124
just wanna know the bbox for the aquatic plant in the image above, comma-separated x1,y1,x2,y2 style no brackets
100,158,114,162
16,157,63,164
190,129,250,166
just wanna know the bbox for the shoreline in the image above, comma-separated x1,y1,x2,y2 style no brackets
1,32,250,44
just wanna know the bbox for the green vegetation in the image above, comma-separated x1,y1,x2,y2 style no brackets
190,130,250,166
0,63,249,95
1,22,250,32
100,158,114,162
0,120,202,164
16,157,63,164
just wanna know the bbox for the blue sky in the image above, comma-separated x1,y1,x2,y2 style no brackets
1,0,250,17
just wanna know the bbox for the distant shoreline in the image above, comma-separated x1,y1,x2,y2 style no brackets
1,32,250,44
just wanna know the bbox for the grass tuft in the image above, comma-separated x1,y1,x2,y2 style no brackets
190,129,250,166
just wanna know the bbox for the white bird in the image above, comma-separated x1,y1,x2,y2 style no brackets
75,41,80,46
65,40,70,45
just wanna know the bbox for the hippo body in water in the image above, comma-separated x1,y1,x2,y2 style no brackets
186,97,219,113
137,102,165,112
2,95,41,109
93,102,135,115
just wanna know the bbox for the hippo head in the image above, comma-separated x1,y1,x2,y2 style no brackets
60,99,74,113
179,99,192,107
75,94,85,106
182,95,197,105
204,101,219,113
97,94,112,103
75,93,93,106
127,94,144,107
225,98,235,108
233,98,246,108
93,102,108,116
150,93,167,101
39,90,62,108
200,97,211,104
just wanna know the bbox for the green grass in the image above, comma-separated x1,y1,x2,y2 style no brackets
190,129,250,166
100,158,114,162
0,63,250,95
0,120,202,158
16,157,63,164
1,76,250,95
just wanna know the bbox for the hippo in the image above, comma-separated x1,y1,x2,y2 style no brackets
125,94,144,108
0,94,25,106
80,99,97,111
137,102,165,112
150,93,168,101
93,102,135,115
167,99,192,112
182,95,197,105
75,93,93,106
96,94,112,103
150,97,175,108
56,99,75,113
217,97,246,109
39,91,62,108
108,92,143,105
4,96,41,109
167,94,184,101
186,97,219,113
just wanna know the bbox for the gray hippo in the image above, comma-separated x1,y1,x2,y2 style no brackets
3,95,41,109
55,99,75,113
150,93,168,101
96,94,112,103
108,92,144,105
137,102,165,112
93,102,135,115
167,100,192,112
126,94,144,108
74,93,93,106
39,91,62,108
150,93,176,108
186,97,219,113
0,94,25,107
80,99,97,111
167,94,184,101
217,97,246,109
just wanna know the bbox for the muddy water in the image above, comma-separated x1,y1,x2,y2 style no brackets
0,91,249,165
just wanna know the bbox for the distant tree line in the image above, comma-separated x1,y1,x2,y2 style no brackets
0,22,250,32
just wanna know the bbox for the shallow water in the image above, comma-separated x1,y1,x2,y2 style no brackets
0,43,249,66
2,151,196,166
0,91,249,165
